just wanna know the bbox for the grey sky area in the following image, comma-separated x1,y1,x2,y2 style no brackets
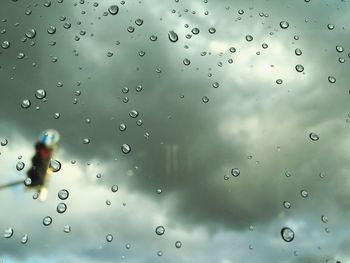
0,0,349,262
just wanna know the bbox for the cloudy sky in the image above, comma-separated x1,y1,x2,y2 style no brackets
0,0,349,262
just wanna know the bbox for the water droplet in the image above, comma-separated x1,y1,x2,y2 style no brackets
57,202,67,213
83,138,90,144
175,241,182,248
54,112,60,119
300,190,308,198
107,51,113,57
121,144,131,154
202,96,209,103
136,119,143,126
24,177,32,186
25,29,36,39
191,28,200,35
126,243,131,249
321,215,328,223
231,168,240,177
336,45,344,53
280,21,289,29
309,132,319,141
149,34,158,41
16,161,25,171
58,189,69,200
281,227,294,242
208,27,216,34
283,201,291,209
43,216,52,226
1,40,10,49
46,26,56,36
20,234,28,244
106,200,111,206
49,160,61,172
295,48,302,56
183,58,191,66
127,26,135,33
35,89,46,99
157,250,163,256
327,24,334,30
328,76,336,83
276,79,283,85
129,109,139,118
155,226,165,235
106,234,113,242
168,30,178,42
238,9,244,15
3,228,14,238
135,18,143,26
295,64,304,72
63,225,71,233
229,47,236,53
1,139,8,146
119,123,127,131
108,5,119,15
285,171,292,177
21,99,31,109
33,192,39,199
111,185,118,192
156,188,162,194
245,35,253,42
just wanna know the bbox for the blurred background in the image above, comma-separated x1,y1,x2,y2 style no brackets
0,0,349,262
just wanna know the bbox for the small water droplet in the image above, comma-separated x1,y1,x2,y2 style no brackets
1,139,8,146
16,161,25,171
309,132,319,141
321,215,328,223
245,35,253,41
300,190,308,198
20,234,28,244
63,225,71,233
43,216,52,226
106,234,113,242
327,24,334,30
281,227,294,242
328,76,336,83
58,189,69,200
83,138,90,144
1,40,10,49
135,18,143,26
280,21,289,29
191,28,200,35
295,48,302,56
175,241,182,248
283,201,291,209
208,27,216,34
57,202,67,213
111,185,118,192
276,79,283,85
121,144,131,154
336,45,344,53
295,64,304,72
24,177,32,186
202,96,209,103
155,226,165,235
183,58,191,66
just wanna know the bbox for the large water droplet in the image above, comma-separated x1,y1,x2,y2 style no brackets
1,41,10,49
155,226,165,235
35,89,46,99
49,160,61,172
21,99,31,109
129,109,139,118
121,144,131,154
108,5,119,15
168,30,178,42
25,29,36,39
281,227,294,242
43,216,52,226
3,228,14,238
